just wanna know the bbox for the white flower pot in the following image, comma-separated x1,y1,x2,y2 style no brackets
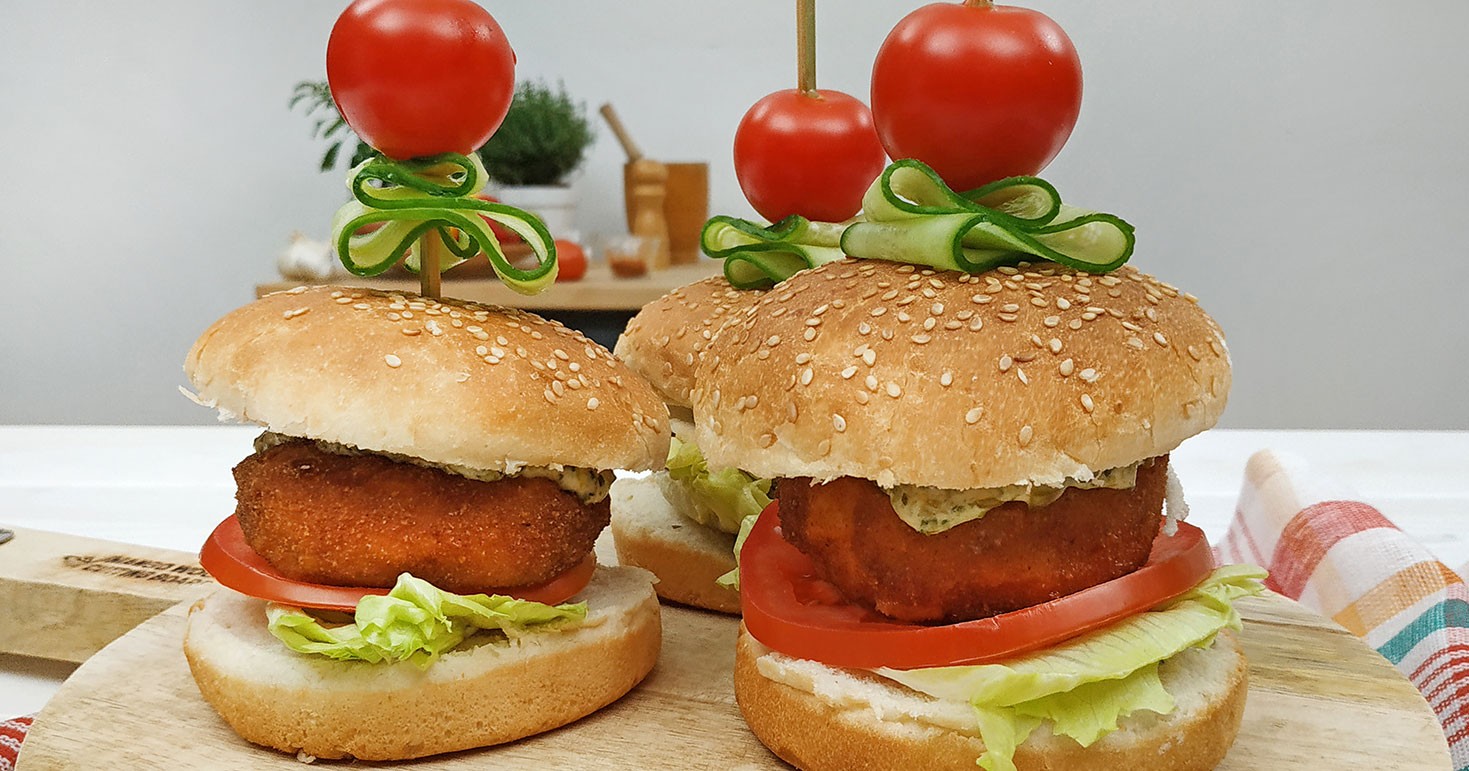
491,184,578,238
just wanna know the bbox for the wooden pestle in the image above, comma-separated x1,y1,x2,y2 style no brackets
602,103,671,269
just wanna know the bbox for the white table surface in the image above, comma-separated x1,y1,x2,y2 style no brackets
2,426,1466,723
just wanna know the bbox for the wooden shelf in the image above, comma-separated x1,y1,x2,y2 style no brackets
256,260,723,313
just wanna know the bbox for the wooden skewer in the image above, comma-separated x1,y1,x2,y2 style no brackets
420,230,442,299
600,103,644,163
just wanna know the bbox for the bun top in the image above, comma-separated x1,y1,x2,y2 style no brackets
185,286,669,472
614,276,764,408
692,259,1230,489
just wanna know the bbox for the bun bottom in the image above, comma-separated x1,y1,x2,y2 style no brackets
184,565,661,761
734,626,1247,771
609,474,741,614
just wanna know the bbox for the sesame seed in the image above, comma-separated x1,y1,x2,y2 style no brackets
1056,298,1072,310
1081,394,1095,413
922,317,937,331
858,322,872,335
841,366,858,379
930,302,945,315
401,326,421,336
800,368,814,386
813,304,830,316
855,391,870,405
803,328,817,341
886,382,902,398
912,334,931,344
1002,303,1020,313
384,354,402,368
817,439,833,457
1017,368,1030,385
999,355,1013,372
1060,359,1075,377
796,352,813,365
921,288,937,299
1153,332,1170,347
896,311,912,323
999,313,1019,323
1080,368,1099,383
1044,316,1060,328
865,375,879,391
476,346,489,356
1019,425,1034,446
805,318,822,327
833,414,847,432
862,349,876,366
971,294,992,304
544,389,556,404
1030,297,1048,308
1069,319,1083,330
969,318,984,331
334,297,353,305
759,433,777,448
1127,337,1145,350
941,371,953,387
1187,345,1202,361
1049,338,1063,353
552,381,565,396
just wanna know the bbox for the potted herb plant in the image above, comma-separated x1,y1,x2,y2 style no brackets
477,80,594,236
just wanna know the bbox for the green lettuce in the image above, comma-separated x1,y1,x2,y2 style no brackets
877,565,1266,771
715,512,760,591
267,573,587,668
663,436,772,534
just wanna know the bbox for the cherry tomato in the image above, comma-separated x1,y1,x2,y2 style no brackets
553,239,588,282
327,0,517,160
199,515,595,611
733,89,887,223
870,1,1082,192
739,501,1215,670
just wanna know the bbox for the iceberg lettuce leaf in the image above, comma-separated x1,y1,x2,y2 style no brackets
663,436,772,534
266,573,587,667
877,565,1266,771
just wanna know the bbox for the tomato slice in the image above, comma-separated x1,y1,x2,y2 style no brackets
740,501,1215,671
199,515,595,611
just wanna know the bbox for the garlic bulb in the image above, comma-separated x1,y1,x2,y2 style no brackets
276,231,337,280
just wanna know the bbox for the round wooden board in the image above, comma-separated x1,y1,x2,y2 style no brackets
17,592,1451,770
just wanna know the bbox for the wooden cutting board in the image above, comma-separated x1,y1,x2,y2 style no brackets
0,526,214,663
16,591,1452,770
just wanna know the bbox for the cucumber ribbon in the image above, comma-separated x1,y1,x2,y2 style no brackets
700,215,848,290
330,152,557,295
701,159,1135,289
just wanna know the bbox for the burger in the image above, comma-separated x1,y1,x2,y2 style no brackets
609,276,771,613
179,286,668,761
691,258,1265,770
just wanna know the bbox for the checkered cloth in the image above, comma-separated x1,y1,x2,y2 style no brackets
0,716,31,771
1216,449,1467,771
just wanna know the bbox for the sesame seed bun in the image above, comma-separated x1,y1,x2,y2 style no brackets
613,276,764,409
691,260,1230,489
734,626,1247,771
184,286,669,473
184,566,661,761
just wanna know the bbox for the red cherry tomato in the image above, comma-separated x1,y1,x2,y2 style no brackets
733,89,887,223
199,515,595,611
870,1,1082,192
740,501,1215,671
327,0,517,160
553,240,588,282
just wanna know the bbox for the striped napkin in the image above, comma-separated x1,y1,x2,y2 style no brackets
1216,449,1467,771
0,716,31,771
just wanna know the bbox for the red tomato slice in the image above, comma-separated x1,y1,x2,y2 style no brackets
740,501,1214,671
199,515,595,611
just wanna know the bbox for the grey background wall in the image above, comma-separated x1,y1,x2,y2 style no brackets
1,1,1464,428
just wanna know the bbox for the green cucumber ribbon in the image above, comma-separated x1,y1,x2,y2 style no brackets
330,152,557,295
700,215,848,290
267,572,587,668
701,159,1135,289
